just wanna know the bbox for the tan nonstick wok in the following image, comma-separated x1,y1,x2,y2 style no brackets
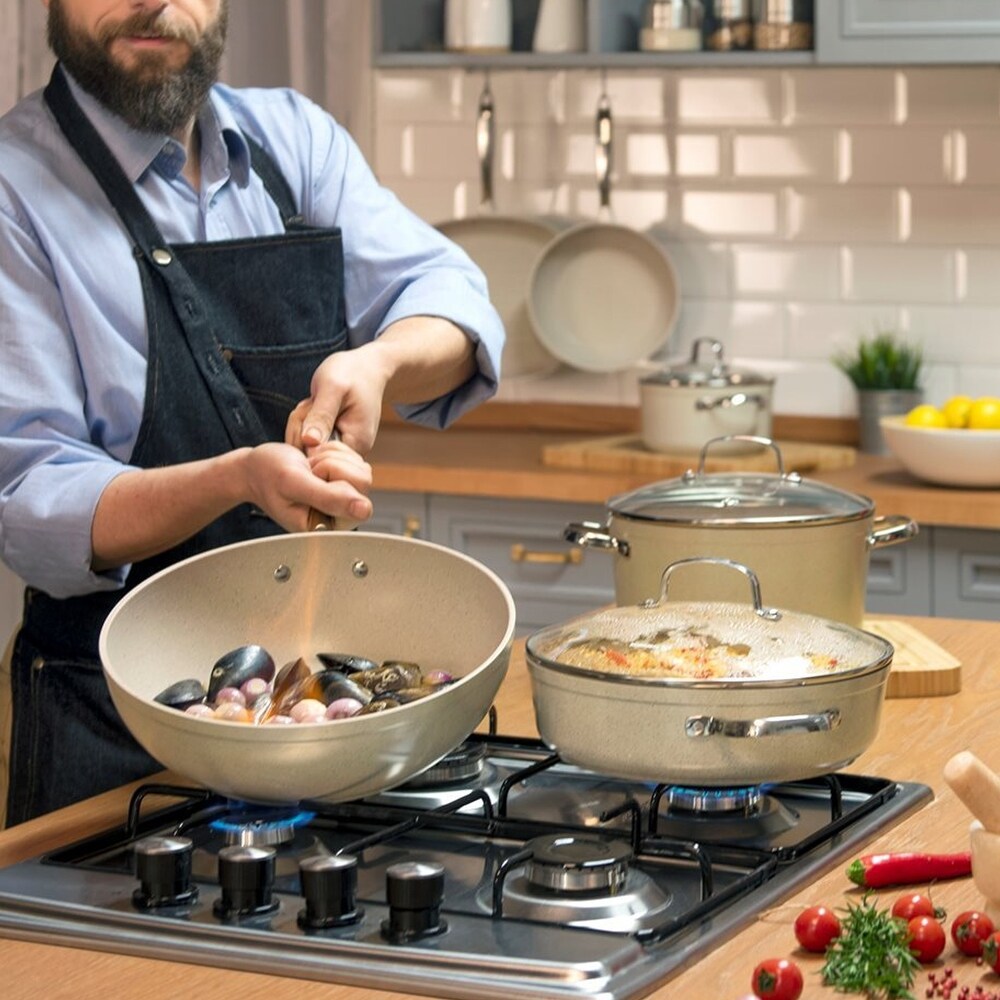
526,558,894,787
437,79,560,378
527,92,679,372
99,532,516,805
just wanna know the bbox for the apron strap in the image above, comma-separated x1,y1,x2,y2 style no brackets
43,63,270,450
245,135,303,227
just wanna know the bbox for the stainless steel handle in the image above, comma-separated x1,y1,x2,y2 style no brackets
649,556,781,621
868,515,919,549
476,78,495,209
595,92,612,214
685,709,841,739
563,520,629,556
510,543,582,566
686,436,801,484
695,392,768,412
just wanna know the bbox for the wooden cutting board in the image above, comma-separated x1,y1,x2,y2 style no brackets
863,617,962,698
541,434,857,476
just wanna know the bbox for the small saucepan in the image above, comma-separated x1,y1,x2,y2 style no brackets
640,338,774,454
526,557,894,786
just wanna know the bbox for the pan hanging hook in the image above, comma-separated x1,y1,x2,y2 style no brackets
476,72,495,209
595,74,613,217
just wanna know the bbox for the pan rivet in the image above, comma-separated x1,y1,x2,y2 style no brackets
273,565,291,582
351,560,368,578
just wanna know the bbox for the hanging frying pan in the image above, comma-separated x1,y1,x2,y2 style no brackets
527,92,680,373
437,80,561,378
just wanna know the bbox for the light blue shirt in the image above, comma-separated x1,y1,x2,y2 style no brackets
0,76,504,598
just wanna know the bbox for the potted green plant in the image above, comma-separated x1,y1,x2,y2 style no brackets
833,331,923,454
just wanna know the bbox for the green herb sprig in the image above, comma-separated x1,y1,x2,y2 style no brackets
821,894,919,999
833,332,923,391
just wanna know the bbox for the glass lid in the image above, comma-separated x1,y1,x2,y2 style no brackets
607,439,874,526
525,559,893,686
641,337,773,388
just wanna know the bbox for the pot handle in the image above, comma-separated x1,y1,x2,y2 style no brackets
685,709,842,740
695,392,768,412
649,556,782,621
564,521,629,556
687,437,799,482
868,515,919,549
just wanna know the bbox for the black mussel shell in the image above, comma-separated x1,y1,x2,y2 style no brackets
207,644,276,701
389,686,438,704
316,652,379,676
357,695,401,715
154,678,207,711
279,669,374,709
364,661,423,695
272,657,312,699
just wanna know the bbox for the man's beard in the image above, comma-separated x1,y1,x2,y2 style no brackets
48,0,227,135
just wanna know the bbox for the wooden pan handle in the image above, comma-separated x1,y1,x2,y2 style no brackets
307,508,334,531
944,750,1000,833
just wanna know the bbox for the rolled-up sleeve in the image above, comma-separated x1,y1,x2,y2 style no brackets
0,193,136,596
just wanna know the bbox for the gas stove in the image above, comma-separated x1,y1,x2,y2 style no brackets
0,733,931,999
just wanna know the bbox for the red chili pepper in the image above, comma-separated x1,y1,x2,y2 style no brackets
846,851,972,888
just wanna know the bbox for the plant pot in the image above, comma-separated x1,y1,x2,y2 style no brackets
857,389,922,454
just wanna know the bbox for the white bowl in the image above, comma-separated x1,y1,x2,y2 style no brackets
880,415,1000,488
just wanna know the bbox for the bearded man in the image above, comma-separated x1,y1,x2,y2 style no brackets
0,1,504,826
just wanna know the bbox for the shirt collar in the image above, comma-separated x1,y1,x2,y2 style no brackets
62,70,251,188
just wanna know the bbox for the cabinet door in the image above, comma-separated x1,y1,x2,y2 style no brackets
933,527,1000,621
865,528,932,617
361,491,428,538
817,1,1000,64
428,495,614,634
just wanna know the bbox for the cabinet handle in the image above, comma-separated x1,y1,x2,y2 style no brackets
403,516,422,538
509,543,582,566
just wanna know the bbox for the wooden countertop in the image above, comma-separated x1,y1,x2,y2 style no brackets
366,405,1000,530
1,614,998,999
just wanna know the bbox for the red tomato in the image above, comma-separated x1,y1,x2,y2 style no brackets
983,930,1000,973
751,957,804,1000
891,892,938,922
951,909,995,957
907,915,946,963
794,905,842,952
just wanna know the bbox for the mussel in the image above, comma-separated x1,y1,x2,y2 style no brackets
275,669,374,713
363,661,423,695
207,645,276,701
154,678,207,711
317,652,379,676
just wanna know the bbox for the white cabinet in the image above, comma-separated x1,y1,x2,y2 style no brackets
816,1,1000,65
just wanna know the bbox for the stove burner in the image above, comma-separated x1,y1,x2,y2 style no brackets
399,741,487,789
526,834,633,895
665,785,762,814
210,805,316,847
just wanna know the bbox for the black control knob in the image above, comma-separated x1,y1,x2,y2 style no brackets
213,844,279,919
297,854,363,929
381,861,447,943
132,836,198,910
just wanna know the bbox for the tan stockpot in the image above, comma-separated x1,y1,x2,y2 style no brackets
565,439,918,626
639,338,774,454
99,532,516,805
525,558,894,786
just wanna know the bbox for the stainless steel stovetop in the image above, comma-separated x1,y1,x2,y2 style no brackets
0,733,932,999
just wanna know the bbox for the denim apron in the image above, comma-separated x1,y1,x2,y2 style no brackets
5,65,348,825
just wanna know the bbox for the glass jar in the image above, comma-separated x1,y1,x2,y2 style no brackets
705,0,752,51
752,0,813,51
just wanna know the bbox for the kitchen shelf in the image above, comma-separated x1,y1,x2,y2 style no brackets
375,0,816,70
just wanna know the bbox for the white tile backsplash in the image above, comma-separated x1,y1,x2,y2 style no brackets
375,67,1000,415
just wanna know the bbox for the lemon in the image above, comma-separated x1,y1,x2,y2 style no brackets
904,404,948,429
968,396,1000,430
942,395,974,429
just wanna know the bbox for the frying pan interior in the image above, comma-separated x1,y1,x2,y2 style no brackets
99,532,516,805
528,222,679,372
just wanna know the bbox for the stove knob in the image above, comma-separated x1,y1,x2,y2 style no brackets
132,836,198,909
381,861,447,943
213,844,279,919
297,854,363,929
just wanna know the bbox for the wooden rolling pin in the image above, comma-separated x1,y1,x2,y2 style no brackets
943,750,1000,833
